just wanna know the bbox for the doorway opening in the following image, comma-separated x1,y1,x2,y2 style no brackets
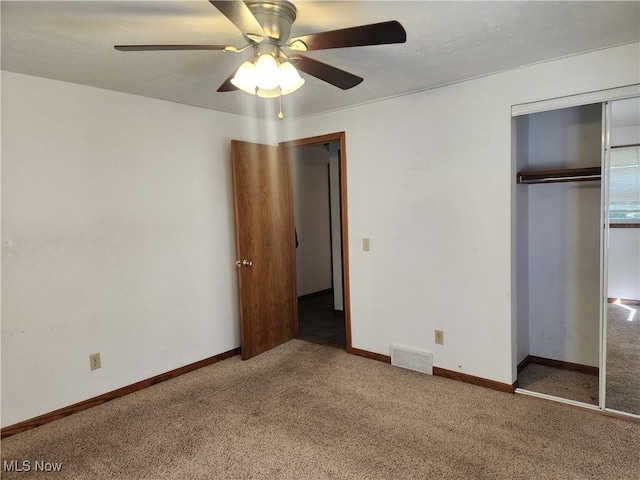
281,133,352,351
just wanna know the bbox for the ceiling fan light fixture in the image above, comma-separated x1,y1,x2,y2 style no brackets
254,53,280,90
256,87,282,98
231,54,304,97
278,61,305,95
230,60,258,94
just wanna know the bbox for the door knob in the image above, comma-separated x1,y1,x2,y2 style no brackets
242,260,253,267
236,260,242,268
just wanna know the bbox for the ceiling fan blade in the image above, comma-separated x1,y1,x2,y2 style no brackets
294,56,363,90
217,72,238,92
209,1,266,41
289,20,406,51
115,45,228,51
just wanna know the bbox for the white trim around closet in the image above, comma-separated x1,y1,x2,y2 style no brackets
511,84,640,117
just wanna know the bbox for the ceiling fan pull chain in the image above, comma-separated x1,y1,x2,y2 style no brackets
278,89,284,119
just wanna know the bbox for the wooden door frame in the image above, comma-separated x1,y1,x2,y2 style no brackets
280,132,353,352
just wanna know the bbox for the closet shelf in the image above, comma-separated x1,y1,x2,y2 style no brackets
516,166,601,184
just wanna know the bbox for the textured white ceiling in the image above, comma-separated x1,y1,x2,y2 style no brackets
2,1,639,119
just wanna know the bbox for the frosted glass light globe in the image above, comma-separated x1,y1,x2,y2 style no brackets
278,61,305,95
230,61,257,95
255,54,279,90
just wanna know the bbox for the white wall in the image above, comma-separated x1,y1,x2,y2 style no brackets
279,42,640,384
290,145,333,296
0,72,273,427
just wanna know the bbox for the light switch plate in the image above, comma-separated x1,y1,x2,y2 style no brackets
363,238,370,251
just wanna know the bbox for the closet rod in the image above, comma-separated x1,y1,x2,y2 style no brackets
611,143,640,149
517,175,601,184
516,166,601,184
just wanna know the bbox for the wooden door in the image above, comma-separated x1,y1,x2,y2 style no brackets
231,140,297,360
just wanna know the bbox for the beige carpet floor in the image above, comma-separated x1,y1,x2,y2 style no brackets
517,303,639,414
2,339,639,479
606,302,640,415
517,363,599,405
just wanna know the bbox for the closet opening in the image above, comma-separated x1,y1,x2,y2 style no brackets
514,103,603,407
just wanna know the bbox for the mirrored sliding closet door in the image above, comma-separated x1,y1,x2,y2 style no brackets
604,97,640,417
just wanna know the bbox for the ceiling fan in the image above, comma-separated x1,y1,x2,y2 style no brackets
115,0,407,103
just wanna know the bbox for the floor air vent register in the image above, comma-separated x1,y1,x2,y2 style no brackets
390,345,433,375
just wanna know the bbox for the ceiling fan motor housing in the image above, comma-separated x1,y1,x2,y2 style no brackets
246,0,297,42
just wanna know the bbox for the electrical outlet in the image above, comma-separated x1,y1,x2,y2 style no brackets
435,330,444,345
363,238,370,251
89,353,101,370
